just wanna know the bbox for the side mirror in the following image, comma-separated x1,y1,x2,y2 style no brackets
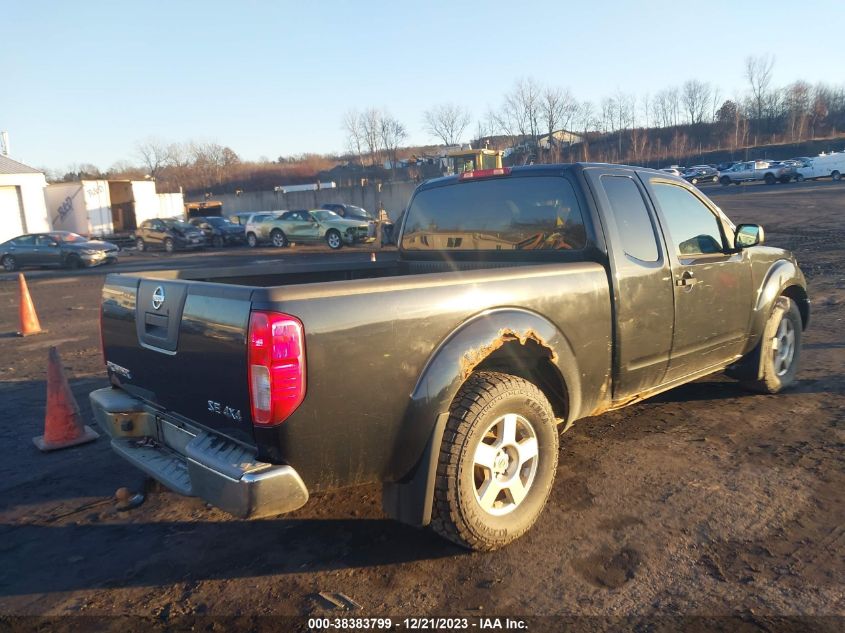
735,223,764,248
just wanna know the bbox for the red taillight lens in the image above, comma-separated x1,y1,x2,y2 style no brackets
458,167,511,180
248,311,306,426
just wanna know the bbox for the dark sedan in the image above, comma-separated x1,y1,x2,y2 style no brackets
189,216,246,247
1,231,119,271
682,165,719,185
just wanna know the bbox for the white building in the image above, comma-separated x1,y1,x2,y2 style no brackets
0,155,50,243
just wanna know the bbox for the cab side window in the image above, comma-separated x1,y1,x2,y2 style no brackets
651,183,725,256
601,175,659,262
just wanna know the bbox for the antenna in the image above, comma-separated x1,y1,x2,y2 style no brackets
0,131,9,156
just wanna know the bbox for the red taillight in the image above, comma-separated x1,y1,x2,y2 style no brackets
458,167,511,180
248,310,306,426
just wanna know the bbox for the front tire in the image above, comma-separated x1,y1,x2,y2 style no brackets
720,176,731,186
326,229,343,250
65,254,83,269
1,255,17,272
164,238,175,253
764,173,776,185
247,232,258,248
795,174,805,182
212,235,224,248
832,170,842,181
740,297,802,394
431,371,559,551
135,238,145,252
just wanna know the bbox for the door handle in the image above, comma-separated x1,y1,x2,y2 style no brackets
676,271,698,287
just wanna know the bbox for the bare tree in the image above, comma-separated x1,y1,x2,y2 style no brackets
682,79,712,124
343,110,365,165
379,113,407,175
745,54,775,126
423,103,471,146
361,108,383,166
539,87,577,160
136,138,173,178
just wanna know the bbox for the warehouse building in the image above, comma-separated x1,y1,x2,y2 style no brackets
0,155,50,243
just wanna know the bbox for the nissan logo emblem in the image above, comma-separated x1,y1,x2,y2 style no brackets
152,286,165,310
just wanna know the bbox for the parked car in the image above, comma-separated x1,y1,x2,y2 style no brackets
795,152,845,182
320,202,374,222
1,231,118,271
682,165,719,184
93,162,808,551
243,212,286,247
134,218,205,252
660,167,683,176
189,216,246,247
250,209,370,249
718,160,793,185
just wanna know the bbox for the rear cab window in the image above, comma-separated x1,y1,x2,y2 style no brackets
402,175,587,252
600,175,659,262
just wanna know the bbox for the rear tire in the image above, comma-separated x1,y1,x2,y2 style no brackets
739,297,802,394
164,238,175,253
431,371,559,551
135,238,145,252
832,170,842,181
1,255,17,272
271,229,288,248
795,174,805,182
720,176,731,186
711,175,719,183
247,233,258,248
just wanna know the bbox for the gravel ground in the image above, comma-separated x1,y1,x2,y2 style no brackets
0,182,843,632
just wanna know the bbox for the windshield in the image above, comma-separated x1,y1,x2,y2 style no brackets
162,219,194,230
52,232,87,243
312,210,339,221
346,205,373,219
205,217,229,226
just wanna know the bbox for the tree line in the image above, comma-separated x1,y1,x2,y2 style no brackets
50,55,845,193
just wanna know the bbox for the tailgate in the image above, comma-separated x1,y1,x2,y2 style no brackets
101,274,256,446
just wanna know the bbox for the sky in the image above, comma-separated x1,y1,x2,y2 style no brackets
2,0,842,172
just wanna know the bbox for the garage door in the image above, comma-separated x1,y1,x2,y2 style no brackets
0,186,24,243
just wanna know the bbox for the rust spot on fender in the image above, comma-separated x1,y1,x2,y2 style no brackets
459,328,559,381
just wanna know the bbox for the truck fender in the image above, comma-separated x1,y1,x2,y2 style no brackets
382,308,581,527
730,259,809,381
753,259,809,335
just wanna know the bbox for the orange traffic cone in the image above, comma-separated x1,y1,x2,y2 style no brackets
18,273,43,336
33,346,99,452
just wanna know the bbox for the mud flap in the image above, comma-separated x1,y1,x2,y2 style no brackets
382,412,449,527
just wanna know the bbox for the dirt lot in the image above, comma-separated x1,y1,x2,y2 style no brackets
0,182,843,631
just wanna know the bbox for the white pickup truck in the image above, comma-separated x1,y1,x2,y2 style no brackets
719,160,793,186
795,152,845,182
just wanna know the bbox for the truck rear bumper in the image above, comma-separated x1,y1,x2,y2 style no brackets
89,387,308,519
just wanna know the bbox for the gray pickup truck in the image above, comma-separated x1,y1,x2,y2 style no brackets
91,163,808,550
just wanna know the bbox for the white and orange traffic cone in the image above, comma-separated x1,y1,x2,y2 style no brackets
33,346,99,451
17,273,42,336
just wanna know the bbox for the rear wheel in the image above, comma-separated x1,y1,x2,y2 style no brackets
247,232,258,248
711,175,719,183
832,170,842,181
795,174,805,182
326,229,343,250
271,229,288,248
164,238,175,253
1,255,17,272
739,297,802,394
720,176,731,186
431,371,559,551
